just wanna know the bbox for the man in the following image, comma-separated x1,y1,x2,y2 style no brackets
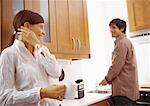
99,18,139,106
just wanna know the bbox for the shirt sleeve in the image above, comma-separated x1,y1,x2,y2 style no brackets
106,43,128,83
34,44,61,78
0,50,41,105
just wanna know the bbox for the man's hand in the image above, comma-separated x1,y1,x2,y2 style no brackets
99,79,108,86
40,84,66,101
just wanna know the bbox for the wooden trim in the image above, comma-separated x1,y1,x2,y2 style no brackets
127,0,136,32
83,0,90,53
0,0,1,52
24,0,32,10
55,0,73,53
89,100,108,106
48,0,57,52
2,0,13,50
132,1,136,27
135,24,150,31
54,53,90,59
32,0,40,13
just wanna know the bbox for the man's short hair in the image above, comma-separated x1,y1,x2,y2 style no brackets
109,18,126,34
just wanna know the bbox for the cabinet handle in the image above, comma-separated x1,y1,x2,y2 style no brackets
72,37,76,50
77,38,81,50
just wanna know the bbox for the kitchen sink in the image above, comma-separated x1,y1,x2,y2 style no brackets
87,90,111,94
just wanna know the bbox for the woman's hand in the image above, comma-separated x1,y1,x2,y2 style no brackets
40,84,66,101
17,26,41,47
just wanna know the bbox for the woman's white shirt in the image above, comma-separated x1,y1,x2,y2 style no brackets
0,40,61,106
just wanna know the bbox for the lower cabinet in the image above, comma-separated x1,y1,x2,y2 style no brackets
89,99,108,106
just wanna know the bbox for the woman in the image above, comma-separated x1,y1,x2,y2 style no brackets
0,10,65,106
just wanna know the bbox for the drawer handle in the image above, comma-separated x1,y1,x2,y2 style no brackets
77,38,81,50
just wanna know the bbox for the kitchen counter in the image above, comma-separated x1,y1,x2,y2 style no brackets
61,92,111,106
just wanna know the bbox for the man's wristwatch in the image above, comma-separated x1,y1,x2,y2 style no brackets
105,76,111,84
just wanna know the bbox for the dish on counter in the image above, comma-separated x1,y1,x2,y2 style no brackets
87,90,111,94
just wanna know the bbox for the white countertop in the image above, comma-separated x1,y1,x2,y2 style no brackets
61,85,150,106
140,88,150,92
61,92,111,106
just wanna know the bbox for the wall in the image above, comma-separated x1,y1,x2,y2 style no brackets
59,0,150,91
82,0,129,90
58,59,83,83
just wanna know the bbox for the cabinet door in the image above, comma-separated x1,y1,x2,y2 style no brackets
68,0,90,54
1,0,13,51
56,0,74,54
127,0,150,32
56,0,90,58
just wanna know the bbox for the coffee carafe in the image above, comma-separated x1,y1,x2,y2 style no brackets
74,79,84,99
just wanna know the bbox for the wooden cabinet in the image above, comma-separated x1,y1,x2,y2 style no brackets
1,0,90,59
25,0,90,59
55,0,72,54
69,0,90,55
27,0,90,59
127,0,150,32
89,99,108,106
1,0,13,51
55,0,90,59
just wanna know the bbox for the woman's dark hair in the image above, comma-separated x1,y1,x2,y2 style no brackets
12,10,44,44
13,10,44,32
109,18,126,34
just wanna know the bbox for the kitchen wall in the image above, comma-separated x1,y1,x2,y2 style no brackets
59,0,150,90
81,0,128,90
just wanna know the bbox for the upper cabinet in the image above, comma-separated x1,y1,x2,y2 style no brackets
1,0,90,59
127,0,150,32
55,0,90,59
32,0,90,59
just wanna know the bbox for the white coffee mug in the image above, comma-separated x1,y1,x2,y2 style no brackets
64,82,76,99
